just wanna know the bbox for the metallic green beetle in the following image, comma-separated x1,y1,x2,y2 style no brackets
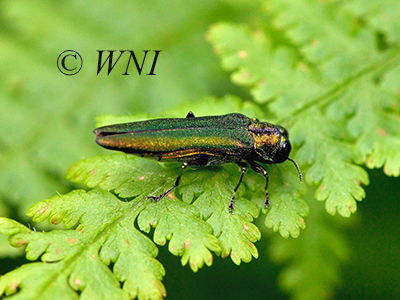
94,112,302,212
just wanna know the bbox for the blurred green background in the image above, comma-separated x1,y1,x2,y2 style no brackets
0,1,399,299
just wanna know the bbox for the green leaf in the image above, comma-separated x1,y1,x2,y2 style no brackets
1,189,166,300
67,153,167,199
1,139,306,298
206,1,400,299
207,1,400,218
0,263,80,300
137,198,221,271
327,76,400,177
292,108,369,217
179,165,261,265
67,153,266,265
345,0,400,44
262,163,308,238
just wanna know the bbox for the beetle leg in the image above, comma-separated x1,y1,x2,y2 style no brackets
186,111,195,118
147,162,189,202
229,162,248,213
248,161,270,209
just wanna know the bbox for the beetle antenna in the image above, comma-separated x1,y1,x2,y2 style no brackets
288,158,303,182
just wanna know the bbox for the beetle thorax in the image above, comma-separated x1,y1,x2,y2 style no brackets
248,122,280,148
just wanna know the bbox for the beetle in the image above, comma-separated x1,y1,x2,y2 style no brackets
94,112,302,212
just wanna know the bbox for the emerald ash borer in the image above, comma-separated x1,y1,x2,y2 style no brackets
94,112,302,212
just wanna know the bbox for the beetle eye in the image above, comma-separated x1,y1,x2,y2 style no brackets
273,140,291,163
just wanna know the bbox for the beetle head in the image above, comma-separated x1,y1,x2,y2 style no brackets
250,122,302,181
250,123,291,163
